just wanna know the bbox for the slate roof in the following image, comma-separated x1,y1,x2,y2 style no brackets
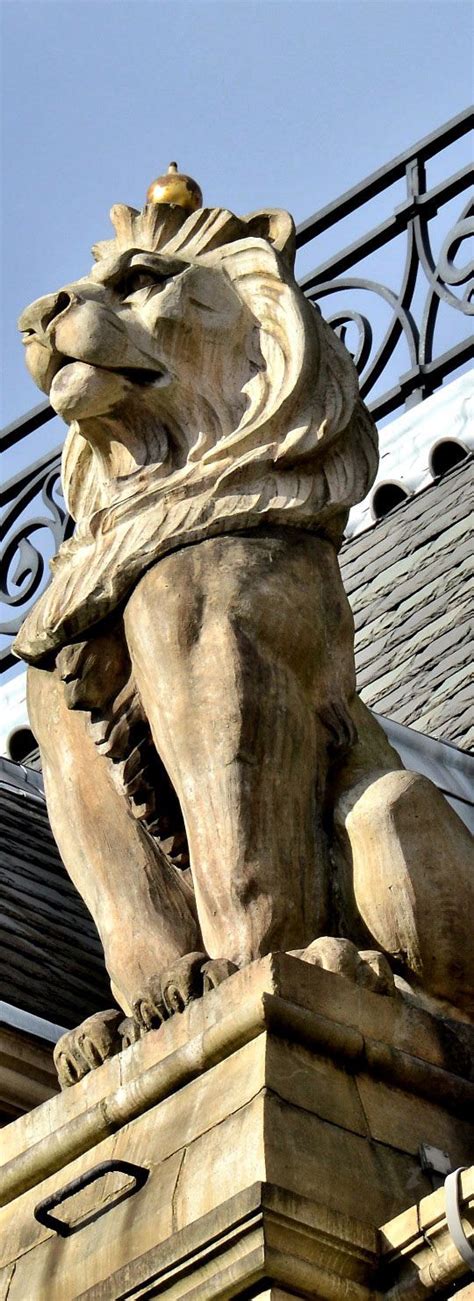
341,454,474,751
0,759,110,1029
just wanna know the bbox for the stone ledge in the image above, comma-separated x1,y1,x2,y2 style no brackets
1,954,473,1204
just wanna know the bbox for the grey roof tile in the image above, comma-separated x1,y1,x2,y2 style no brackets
341,455,474,751
0,772,110,1027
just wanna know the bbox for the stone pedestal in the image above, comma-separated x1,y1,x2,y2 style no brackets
1,955,473,1298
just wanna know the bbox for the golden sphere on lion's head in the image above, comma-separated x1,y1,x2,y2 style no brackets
146,162,202,211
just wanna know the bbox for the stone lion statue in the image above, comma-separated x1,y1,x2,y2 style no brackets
16,193,474,1085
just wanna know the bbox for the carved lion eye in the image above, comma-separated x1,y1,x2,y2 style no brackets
121,268,172,301
124,271,151,294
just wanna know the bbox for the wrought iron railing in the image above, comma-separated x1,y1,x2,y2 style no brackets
1,108,472,672
297,107,473,421
1,406,70,670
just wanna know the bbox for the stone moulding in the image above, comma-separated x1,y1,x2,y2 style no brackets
76,1182,380,1301
75,1173,474,1300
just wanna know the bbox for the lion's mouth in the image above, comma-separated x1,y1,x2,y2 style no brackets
55,357,166,388
48,357,171,420
117,366,165,386
22,330,170,399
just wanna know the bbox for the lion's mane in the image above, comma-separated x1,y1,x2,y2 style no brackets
15,202,378,663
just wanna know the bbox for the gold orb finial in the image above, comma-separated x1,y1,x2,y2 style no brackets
146,161,202,211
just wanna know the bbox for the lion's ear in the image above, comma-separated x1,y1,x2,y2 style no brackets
242,209,296,272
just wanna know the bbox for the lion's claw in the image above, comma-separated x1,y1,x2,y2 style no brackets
162,950,208,1014
56,955,241,1081
357,948,396,995
133,952,238,1030
54,1009,124,1089
202,957,238,993
118,1015,145,1048
133,976,168,1030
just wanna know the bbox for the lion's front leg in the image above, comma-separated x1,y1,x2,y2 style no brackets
124,531,356,967
27,660,203,1027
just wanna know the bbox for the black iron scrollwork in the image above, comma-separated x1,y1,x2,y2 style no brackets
297,108,473,421
419,198,473,370
1,417,72,668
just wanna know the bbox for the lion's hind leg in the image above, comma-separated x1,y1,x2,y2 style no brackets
331,697,474,1021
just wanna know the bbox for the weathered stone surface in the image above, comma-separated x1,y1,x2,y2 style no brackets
1,960,472,1298
13,190,474,1066
4,956,472,1172
16,202,376,660
122,530,356,967
333,721,474,1020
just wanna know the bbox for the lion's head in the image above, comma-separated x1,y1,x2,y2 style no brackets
19,201,375,526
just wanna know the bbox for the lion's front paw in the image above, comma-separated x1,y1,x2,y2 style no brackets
133,953,238,1030
53,1009,124,1089
297,937,396,996
119,1015,146,1049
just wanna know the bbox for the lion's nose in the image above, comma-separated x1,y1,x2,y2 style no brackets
19,290,73,339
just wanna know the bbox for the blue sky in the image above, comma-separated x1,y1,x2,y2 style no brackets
2,0,473,424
